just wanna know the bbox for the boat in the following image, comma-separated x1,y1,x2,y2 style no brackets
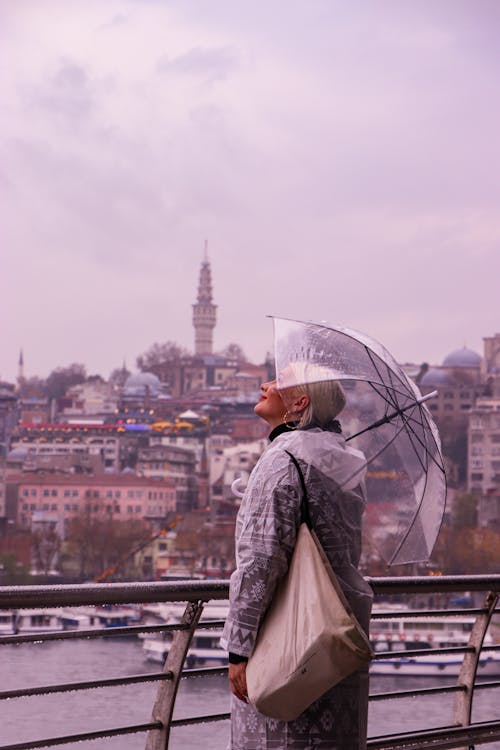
60,605,141,632
370,607,500,677
142,603,500,676
0,610,17,635
142,600,228,666
14,609,62,633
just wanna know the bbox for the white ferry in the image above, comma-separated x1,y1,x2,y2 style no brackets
143,603,500,676
60,606,140,632
0,610,17,635
14,609,62,634
142,600,228,667
370,607,500,677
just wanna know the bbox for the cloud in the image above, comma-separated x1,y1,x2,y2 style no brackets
157,45,239,84
33,59,94,121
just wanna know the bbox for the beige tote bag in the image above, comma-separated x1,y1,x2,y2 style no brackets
246,453,373,722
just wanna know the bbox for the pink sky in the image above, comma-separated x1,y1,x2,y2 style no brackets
1,1,499,381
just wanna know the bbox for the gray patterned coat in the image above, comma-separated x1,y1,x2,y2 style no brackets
221,426,373,750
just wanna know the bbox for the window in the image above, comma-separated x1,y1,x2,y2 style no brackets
64,504,70,511
492,434,500,443
115,491,121,499
50,503,57,510
51,489,57,497
444,392,454,399
135,505,141,513
444,404,453,411
127,505,133,514
471,433,484,442
64,490,70,497
22,489,29,497
43,504,49,510
43,489,50,497
72,490,78,497
72,503,78,511
471,473,483,481
31,489,36,496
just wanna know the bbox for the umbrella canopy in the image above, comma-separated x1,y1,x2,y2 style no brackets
272,316,447,567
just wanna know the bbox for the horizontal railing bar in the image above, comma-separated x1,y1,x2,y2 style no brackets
0,671,173,701
0,622,189,645
0,580,230,609
0,618,228,647
370,684,464,701
372,645,475,659
367,575,500,595
1,574,500,610
480,643,500,652
367,719,500,750
371,607,488,619
171,712,230,727
182,665,229,678
474,679,500,690
0,721,162,750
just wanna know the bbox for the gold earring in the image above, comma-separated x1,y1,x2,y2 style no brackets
283,411,297,429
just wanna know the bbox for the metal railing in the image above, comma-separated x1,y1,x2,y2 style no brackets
0,575,499,750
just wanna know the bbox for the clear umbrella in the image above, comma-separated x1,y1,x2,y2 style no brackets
272,316,447,567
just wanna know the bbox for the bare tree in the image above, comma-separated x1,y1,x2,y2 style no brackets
136,341,190,371
219,343,247,363
45,363,87,400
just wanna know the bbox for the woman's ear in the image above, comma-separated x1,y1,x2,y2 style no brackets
289,394,310,415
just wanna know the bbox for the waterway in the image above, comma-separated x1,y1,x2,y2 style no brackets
1,637,499,749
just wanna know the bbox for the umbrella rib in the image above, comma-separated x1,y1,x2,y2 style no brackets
342,419,409,492
388,439,434,566
400,409,446,475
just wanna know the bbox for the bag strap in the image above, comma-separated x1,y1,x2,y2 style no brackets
284,450,312,530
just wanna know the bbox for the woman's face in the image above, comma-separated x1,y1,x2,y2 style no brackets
254,380,286,428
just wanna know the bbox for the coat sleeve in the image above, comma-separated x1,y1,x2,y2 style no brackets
221,449,302,657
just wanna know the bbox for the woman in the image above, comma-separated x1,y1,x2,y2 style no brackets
221,376,373,750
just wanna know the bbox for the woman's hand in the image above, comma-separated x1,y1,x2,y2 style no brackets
229,662,248,703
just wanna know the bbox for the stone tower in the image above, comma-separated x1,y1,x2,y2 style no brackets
192,243,217,356
18,349,24,382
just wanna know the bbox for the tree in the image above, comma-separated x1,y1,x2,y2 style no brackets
219,343,247,363
452,492,478,530
109,365,130,387
136,341,190,371
64,513,150,580
17,376,47,398
45,363,87,400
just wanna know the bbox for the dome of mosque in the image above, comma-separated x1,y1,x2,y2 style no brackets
442,348,482,368
420,368,454,388
123,372,162,396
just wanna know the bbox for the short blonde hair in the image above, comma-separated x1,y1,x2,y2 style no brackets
281,377,346,429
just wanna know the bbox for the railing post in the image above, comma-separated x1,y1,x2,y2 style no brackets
453,590,499,750
145,600,205,750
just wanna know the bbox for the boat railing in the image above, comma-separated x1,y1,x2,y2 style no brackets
0,574,499,750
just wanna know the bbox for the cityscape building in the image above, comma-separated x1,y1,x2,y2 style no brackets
12,473,176,531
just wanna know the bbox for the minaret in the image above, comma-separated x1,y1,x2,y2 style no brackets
18,349,24,382
192,242,217,356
